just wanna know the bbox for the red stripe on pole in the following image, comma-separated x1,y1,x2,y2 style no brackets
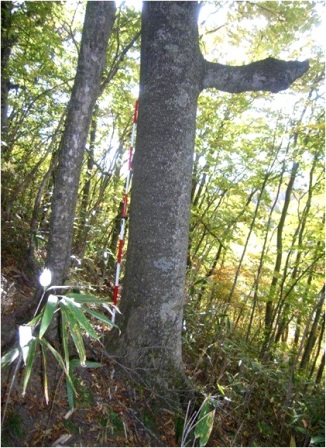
133,100,139,123
122,194,128,217
117,239,124,263
113,285,119,305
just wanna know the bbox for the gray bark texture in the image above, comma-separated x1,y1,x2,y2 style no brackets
203,58,309,93
109,1,203,392
1,1,13,148
46,1,116,285
109,1,309,393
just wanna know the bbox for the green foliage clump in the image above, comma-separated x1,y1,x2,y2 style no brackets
1,275,118,419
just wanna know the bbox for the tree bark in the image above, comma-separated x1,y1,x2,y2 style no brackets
45,1,116,286
1,1,15,149
203,57,309,93
309,314,324,380
274,149,319,344
247,147,285,343
262,161,299,354
109,2,203,391
108,1,309,392
315,351,325,385
227,169,273,305
74,107,97,259
300,285,325,370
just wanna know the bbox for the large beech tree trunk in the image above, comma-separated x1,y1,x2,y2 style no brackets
110,2,202,388
45,1,115,286
109,1,309,392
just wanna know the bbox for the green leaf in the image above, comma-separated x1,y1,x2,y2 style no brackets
83,306,117,329
65,308,86,366
61,304,70,372
310,435,325,445
217,383,225,396
66,292,108,304
65,358,102,410
194,397,216,447
39,338,66,373
1,347,20,368
60,297,98,339
26,314,42,328
70,358,102,368
195,409,215,447
290,435,296,447
40,342,49,404
39,338,77,395
39,294,58,338
22,338,38,396
66,372,76,410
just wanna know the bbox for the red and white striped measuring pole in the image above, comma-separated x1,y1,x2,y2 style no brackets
112,99,139,323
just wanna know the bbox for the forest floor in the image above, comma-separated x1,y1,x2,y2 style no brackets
1,262,233,447
1,244,323,447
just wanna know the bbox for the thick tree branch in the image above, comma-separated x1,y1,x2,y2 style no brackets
202,57,309,93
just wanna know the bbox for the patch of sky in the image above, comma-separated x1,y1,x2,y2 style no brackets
116,0,142,12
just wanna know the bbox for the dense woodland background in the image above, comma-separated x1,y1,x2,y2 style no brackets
1,1,325,447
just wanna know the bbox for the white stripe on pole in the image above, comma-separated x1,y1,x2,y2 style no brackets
115,264,121,286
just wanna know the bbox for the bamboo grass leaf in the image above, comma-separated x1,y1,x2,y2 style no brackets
38,339,77,395
22,338,38,396
26,314,42,328
1,347,20,368
195,409,215,447
65,308,87,366
66,372,76,410
66,293,108,304
38,338,66,371
70,327,86,366
70,359,102,368
39,294,58,338
60,297,98,339
40,342,49,404
194,397,216,447
83,306,118,329
60,305,70,372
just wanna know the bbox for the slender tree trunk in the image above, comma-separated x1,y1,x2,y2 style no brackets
228,168,273,305
1,1,19,220
247,154,285,342
1,1,15,150
273,128,319,344
315,351,325,385
194,243,224,307
74,108,97,258
45,1,116,286
284,286,325,406
294,315,301,346
309,315,324,380
300,286,325,370
262,161,299,354
6,113,65,221
29,151,59,260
